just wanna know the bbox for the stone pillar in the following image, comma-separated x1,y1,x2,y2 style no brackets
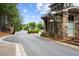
62,11,68,39
75,14,79,37
47,19,50,36
43,18,49,36
0,16,1,31
44,20,47,33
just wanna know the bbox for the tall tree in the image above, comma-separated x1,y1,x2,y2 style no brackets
0,3,23,31
28,22,36,29
36,22,44,30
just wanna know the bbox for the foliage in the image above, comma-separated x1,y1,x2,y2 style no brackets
22,22,44,33
0,3,23,31
0,4,19,17
36,22,43,30
28,22,36,29
22,24,29,30
12,17,23,31
28,29,39,33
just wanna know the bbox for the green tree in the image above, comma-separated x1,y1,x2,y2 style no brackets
0,3,23,31
12,16,23,31
22,24,29,30
37,22,43,30
28,22,36,29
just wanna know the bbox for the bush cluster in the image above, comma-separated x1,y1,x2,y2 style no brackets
28,29,39,33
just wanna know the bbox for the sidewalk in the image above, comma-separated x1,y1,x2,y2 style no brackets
0,35,26,56
0,43,16,56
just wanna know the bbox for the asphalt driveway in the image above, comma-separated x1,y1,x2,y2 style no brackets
3,30,79,56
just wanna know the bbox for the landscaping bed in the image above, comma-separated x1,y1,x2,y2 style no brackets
63,38,79,46
0,32,9,38
41,33,79,46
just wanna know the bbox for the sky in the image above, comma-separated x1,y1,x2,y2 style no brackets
17,3,50,24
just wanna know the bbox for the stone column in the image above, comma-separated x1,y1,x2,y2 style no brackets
0,16,1,31
62,11,68,39
75,14,79,37
43,18,49,36
44,20,47,33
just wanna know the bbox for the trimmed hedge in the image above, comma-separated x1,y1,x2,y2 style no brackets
28,29,39,33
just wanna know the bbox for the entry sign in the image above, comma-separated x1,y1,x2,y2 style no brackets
50,19,53,22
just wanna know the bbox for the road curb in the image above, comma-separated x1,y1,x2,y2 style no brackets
16,44,26,56
0,35,12,40
54,40,79,50
39,35,79,50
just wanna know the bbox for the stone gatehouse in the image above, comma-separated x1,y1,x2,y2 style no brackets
41,3,79,40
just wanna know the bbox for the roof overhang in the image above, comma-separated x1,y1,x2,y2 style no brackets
67,7,79,13
41,7,79,20
48,3,53,8
41,13,49,19
41,13,53,20
50,7,79,15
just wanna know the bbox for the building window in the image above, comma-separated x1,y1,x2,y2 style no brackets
67,15,75,36
68,15,74,22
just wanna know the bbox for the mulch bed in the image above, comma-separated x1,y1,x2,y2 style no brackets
0,32,9,38
41,34,79,47
62,39,79,46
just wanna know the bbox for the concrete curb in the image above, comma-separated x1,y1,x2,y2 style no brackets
54,40,79,50
16,44,26,56
0,35,12,40
39,35,79,50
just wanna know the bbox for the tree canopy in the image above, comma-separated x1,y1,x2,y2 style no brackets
0,3,23,31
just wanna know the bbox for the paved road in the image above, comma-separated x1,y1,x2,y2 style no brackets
3,31,79,56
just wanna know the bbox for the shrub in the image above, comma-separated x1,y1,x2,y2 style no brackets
28,29,39,33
